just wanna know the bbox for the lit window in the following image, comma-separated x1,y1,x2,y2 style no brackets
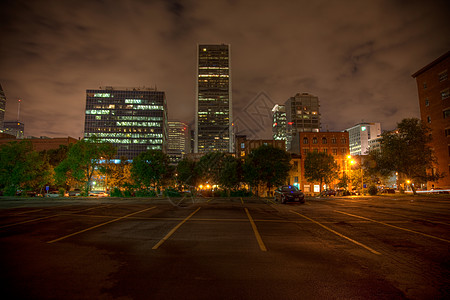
439,70,448,82
312,137,318,144
303,137,308,144
441,89,449,100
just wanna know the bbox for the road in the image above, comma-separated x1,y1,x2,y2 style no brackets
0,195,449,299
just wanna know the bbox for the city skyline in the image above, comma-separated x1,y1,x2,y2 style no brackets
0,0,449,138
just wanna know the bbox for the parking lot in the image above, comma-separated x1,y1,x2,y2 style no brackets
0,195,449,299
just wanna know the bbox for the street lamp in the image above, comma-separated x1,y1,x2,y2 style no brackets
350,157,364,195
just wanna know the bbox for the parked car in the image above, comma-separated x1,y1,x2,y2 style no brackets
68,189,82,196
89,191,109,197
45,191,68,197
274,185,305,204
321,189,336,196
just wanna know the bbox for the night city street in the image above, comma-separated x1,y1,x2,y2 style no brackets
0,195,448,299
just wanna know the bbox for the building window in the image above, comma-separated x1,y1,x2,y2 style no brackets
303,137,308,144
445,128,450,137
425,98,429,107
427,116,431,123
332,148,338,155
444,109,450,119
294,176,298,183
341,137,347,144
331,138,337,144
322,148,328,153
322,137,327,144
341,148,346,154
439,70,448,82
312,137,318,144
423,82,427,89
313,148,318,153
241,143,245,149
441,88,449,100
303,149,309,156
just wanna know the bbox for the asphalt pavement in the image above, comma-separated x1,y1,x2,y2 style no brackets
0,195,449,299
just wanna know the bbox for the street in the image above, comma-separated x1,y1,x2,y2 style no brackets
0,195,449,299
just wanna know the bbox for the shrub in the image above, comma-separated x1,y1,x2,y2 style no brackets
368,185,378,196
58,188,66,197
135,190,157,197
110,188,123,197
164,188,181,197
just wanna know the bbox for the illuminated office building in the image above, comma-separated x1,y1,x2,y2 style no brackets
167,121,189,164
272,104,287,141
84,86,167,159
195,44,233,153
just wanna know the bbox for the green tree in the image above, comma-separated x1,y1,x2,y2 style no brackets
54,138,116,195
304,151,338,193
0,141,52,195
371,118,443,194
131,150,171,191
218,155,242,193
105,156,134,191
196,152,227,185
177,158,201,194
243,145,291,196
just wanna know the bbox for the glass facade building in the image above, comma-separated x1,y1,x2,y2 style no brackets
195,44,233,153
84,87,167,159
272,104,287,141
3,121,24,138
167,121,189,164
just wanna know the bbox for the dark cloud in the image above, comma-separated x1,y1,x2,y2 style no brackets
0,0,449,139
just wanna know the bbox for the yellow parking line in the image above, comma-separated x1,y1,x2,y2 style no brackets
290,210,381,255
13,209,44,215
245,208,267,252
335,210,450,243
0,215,60,229
241,197,244,204
152,207,201,250
47,206,156,244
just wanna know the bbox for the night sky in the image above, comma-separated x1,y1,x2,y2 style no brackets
1,0,449,139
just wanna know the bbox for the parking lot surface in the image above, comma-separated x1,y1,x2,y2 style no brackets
0,195,449,299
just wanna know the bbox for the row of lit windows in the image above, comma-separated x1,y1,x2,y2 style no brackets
303,137,347,144
86,132,163,138
116,121,161,127
96,138,163,144
303,148,348,155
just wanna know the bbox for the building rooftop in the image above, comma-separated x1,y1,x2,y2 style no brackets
411,51,450,78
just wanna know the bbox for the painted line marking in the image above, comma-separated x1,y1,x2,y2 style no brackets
13,209,44,215
335,210,450,243
0,204,115,229
47,206,156,244
267,199,276,205
240,197,244,205
290,210,381,255
245,208,267,252
0,214,60,229
152,207,201,250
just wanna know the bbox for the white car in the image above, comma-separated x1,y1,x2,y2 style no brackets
89,191,109,197
45,191,68,197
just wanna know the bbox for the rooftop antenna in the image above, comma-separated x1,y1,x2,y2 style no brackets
17,99,21,121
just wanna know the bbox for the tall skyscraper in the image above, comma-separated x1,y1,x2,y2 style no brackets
272,104,287,141
195,44,233,153
346,122,381,156
0,84,6,130
412,51,450,189
285,93,320,150
167,121,189,164
84,86,168,159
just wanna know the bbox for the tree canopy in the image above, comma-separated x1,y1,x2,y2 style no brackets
243,144,291,195
54,138,116,194
0,141,52,195
131,150,172,190
369,118,443,194
304,151,338,192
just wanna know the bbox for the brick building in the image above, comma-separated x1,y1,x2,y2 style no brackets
0,136,78,152
235,135,285,159
412,51,450,189
296,132,350,194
